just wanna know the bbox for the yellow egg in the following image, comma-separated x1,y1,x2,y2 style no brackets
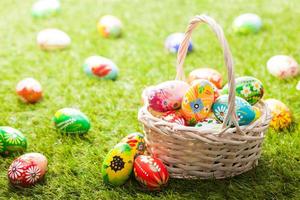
120,132,145,156
265,99,292,130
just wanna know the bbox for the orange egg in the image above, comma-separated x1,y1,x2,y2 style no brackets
16,78,42,103
188,68,223,89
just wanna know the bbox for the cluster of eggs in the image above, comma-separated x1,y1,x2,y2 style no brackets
101,132,169,190
144,67,292,130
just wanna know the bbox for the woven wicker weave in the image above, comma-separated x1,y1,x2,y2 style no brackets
138,15,272,179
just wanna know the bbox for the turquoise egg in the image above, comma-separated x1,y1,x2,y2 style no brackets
212,95,255,126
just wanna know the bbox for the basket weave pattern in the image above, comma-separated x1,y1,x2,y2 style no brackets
138,15,271,179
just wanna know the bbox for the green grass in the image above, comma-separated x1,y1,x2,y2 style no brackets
0,0,300,199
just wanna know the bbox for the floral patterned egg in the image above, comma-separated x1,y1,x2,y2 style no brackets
37,28,71,50
221,76,264,105
191,79,220,101
165,32,193,53
181,80,215,125
265,99,292,130
213,95,256,126
97,15,122,38
0,127,27,156
53,108,91,135
161,110,186,126
188,68,223,89
120,132,145,156
31,0,60,18
8,153,48,187
267,55,299,79
233,13,262,34
134,155,169,190
195,118,221,130
101,143,134,186
147,80,190,112
16,78,42,103
83,56,119,80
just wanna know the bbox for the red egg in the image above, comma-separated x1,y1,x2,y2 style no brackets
161,110,186,125
188,68,223,89
16,78,42,103
8,153,48,187
134,155,169,190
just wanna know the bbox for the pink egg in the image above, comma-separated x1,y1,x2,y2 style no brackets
267,55,299,79
146,80,190,112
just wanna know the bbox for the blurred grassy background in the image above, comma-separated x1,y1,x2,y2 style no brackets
0,0,299,199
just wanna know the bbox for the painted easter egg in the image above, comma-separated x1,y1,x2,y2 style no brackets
83,56,119,80
265,99,292,130
233,13,262,34
213,95,256,126
53,108,91,134
181,80,215,125
221,76,264,105
188,68,223,89
191,79,220,101
97,15,122,38
101,143,134,186
16,78,42,103
0,127,27,156
8,153,48,187
267,55,299,79
31,0,60,18
161,110,186,126
37,28,71,50
147,80,190,112
165,32,193,53
195,118,221,130
134,155,169,190
120,132,145,156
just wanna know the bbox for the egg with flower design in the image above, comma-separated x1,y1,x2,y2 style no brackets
146,80,190,112
134,155,169,190
181,80,215,125
212,95,255,126
221,76,264,105
161,110,186,126
265,99,292,130
101,143,134,186
8,153,48,187
0,127,27,156
120,132,145,156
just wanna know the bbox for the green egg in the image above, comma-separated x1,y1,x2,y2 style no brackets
0,126,27,156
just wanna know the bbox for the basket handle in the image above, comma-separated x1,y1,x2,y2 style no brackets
176,15,242,133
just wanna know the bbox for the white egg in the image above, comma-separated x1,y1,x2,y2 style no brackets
37,28,71,50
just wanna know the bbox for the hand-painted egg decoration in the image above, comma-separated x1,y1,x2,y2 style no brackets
31,0,60,18
181,80,215,125
195,118,221,129
165,32,193,53
233,13,262,34
212,95,256,126
37,28,71,50
101,143,134,186
267,55,299,79
161,110,186,126
134,155,169,190
16,78,42,103
221,76,264,105
147,80,190,112
0,127,27,156
83,56,119,80
120,132,145,156
53,108,91,134
8,153,48,187
265,99,292,130
97,15,122,38
188,68,223,89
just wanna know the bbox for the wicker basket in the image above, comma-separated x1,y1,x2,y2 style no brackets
138,15,272,179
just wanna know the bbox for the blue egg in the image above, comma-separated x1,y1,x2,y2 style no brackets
165,33,193,53
212,95,255,126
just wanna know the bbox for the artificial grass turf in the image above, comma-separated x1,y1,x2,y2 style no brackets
0,0,299,199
